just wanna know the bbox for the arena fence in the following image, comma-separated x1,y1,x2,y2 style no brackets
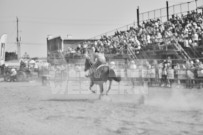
140,0,202,22
45,58,203,90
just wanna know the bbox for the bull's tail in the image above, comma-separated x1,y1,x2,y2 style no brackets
108,69,121,82
113,76,121,82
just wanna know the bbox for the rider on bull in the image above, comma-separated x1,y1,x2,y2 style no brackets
85,46,106,77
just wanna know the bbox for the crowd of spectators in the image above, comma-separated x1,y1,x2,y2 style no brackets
70,10,203,58
126,56,203,88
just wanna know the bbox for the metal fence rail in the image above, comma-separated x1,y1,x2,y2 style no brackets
91,0,202,40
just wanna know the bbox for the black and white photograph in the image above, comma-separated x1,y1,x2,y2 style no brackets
0,0,203,134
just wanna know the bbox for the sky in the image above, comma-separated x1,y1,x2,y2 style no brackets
0,0,201,57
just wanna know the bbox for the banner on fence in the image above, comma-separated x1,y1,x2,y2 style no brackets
197,70,203,77
187,70,194,79
177,70,187,80
167,69,174,79
115,69,125,77
80,71,86,78
158,69,162,79
49,70,55,79
149,69,156,78
127,69,141,78
142,69,150,78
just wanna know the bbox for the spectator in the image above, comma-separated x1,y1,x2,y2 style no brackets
10,68,17,82
129,60,137,87
166,56,172,67
161,61,170,87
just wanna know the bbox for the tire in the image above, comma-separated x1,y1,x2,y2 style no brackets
4,75,10,82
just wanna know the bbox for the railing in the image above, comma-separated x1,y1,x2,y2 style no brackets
91,0,202,40
49,59,203,84
171,37,191,60
140,0,201,22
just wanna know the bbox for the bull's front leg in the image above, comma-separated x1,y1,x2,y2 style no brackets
99,83,104,99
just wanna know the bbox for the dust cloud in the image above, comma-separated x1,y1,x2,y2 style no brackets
145,86,203,111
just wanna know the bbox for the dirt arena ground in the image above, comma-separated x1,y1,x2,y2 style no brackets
0,80,203,135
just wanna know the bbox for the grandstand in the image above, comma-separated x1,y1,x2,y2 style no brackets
45,0,202,64
75,0,203,63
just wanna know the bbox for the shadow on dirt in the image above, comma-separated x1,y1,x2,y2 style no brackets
43,98,96,103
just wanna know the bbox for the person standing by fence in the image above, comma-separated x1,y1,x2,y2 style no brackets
161,61,170,87
185,60,195,88
129,60,137,87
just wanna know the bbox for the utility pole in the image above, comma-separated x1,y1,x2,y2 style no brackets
166,1,169,21
16,17,21,60
137,6,140,27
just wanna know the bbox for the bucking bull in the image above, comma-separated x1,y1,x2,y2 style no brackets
84,58,121,99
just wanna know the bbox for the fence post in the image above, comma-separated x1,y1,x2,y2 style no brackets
195,0,198,12
137,6,140,27
166,1,169,21
142,13,144,22
148,11,150,20
187,2,190,12
160,9,162,21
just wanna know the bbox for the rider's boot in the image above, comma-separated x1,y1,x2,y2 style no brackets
85,71,91,77
85,74,90,77
85,68,95,78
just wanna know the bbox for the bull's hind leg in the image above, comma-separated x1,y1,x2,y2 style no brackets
106,80,112,95
89,80,95,93
98,83,104,99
